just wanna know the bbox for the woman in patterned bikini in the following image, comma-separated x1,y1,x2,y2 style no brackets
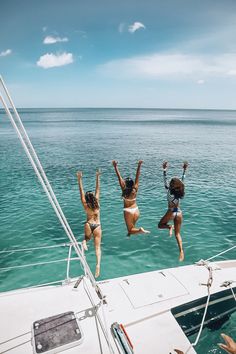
77,170,101,278
112,160,149,236
158,161,188,261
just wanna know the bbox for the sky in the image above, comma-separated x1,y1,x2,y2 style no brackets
1,0,236,109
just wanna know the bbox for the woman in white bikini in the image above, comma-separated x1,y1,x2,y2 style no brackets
158,161,188,261
112,160,149,236
77,170,101,278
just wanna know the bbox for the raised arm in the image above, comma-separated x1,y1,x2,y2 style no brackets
95,169,101,200
112,160,125,190
162,161,169,190
134,160,143,190
77,171,86,207
181,161,189,182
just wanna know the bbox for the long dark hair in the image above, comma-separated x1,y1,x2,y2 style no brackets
122,178,135,198
169,178,185,199
85,191,99,210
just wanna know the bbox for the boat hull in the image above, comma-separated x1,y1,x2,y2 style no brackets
172,287,236,336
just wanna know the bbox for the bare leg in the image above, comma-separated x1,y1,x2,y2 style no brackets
128,227,150,235
83,223,92,251
174,214,184,261
169,225,174,237
82,240,88,251
93,227,102,278
124,210,150,236
158,210,174,236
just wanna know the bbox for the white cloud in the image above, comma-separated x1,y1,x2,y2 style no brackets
43,36,68,44
42,26,47,32
128,22,145,33
197,79,205,84
37,52,73,69
98,53,236,80
0,49,12,57
227,70,236,76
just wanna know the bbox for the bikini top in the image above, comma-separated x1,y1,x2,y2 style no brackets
122,186,137,202
167,192,179,206
163,169,186,206
123,197,136,202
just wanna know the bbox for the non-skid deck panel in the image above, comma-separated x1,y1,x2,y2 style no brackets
125,311,197,354
32,311,83,354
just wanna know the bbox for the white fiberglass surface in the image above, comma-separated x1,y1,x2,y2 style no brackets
119,271,188,308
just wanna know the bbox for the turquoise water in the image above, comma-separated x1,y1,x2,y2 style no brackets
0,108,235,353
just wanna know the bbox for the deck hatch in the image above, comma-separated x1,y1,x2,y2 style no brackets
32,311,83,354
120,271,188,308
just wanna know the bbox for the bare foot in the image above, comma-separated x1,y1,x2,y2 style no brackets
95,265,100,278
140,227,150,234
179,250,184,262
82,240,88,251
169,225,174,237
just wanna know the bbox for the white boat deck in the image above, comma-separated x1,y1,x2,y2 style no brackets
0,261,235,354
0,280,111,354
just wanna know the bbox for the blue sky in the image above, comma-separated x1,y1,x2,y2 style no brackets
1,0,236,109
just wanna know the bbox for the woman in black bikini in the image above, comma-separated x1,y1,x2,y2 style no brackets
112,160,149,236
77,170,101,278
158,161,188,261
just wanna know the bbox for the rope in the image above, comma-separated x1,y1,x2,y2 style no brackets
0,257,80,271
82,277,114,354
22,279,67,289
206,245,236,261
187,259,236,351
0,242,74,254
100,294,113,354
0,280,66,295
221,281,236,301
191,261,213,347
230,285,236,301
190,244,236,350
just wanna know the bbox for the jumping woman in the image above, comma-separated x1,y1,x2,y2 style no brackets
112,160,150,236
158,161,188,261
77,170,101,278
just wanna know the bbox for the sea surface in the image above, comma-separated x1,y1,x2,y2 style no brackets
0,108,235,353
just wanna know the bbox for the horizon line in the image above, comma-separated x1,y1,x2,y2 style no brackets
1,107,236,112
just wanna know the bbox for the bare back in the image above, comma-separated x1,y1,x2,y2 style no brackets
84,205,100,224
123,187,138,208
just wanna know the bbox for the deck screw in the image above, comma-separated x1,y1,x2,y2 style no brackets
37,342,42,350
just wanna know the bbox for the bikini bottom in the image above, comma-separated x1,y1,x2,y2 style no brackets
123,206,139,214
86,221,100,233
170,207,182,219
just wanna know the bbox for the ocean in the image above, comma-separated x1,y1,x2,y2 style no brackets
0,108,235,353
